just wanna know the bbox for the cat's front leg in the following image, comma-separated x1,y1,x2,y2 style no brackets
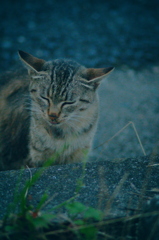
63,147,90,164
27,146,44,167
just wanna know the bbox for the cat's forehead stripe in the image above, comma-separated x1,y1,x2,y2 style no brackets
50,60,80,100
51,59,80,82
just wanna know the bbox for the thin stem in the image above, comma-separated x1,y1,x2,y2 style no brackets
94,121,146,156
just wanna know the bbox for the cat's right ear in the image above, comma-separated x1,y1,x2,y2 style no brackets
18,50,45,73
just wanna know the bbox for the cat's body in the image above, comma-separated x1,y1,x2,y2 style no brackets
0,51,113,170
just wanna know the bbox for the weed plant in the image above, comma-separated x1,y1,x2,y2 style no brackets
0,122,158,240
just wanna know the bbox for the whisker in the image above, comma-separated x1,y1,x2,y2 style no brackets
69,115,93,122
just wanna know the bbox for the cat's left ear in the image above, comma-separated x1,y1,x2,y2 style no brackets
18,50,46,73
85,67,114,89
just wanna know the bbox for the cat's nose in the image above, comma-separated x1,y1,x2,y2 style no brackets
49,113,58,121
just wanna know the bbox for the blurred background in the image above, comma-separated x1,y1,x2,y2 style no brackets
0,0,159,71
0,0,159,161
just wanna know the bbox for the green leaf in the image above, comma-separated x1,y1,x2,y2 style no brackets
27,213,55,229
74,219,85,225
41,213,56,222
32,216,49,229
84,207,103,221
66,202,87,216
5,225,15,232
35,193,48,211
80,226,97,240
66,202,103,221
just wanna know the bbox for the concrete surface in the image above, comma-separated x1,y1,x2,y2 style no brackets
0,155,159,220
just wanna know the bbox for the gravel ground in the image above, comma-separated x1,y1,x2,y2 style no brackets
0,0,159,161
1,0,159,71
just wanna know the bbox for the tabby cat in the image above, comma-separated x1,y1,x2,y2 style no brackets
0,50,114,170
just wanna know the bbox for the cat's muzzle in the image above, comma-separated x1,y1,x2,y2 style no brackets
49,114,60,125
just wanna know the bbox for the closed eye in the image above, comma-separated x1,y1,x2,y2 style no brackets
79,99,90,103
62,101,76,107
40,95,50,103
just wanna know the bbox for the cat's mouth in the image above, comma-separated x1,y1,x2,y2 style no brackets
49,118,65,125
49,120,60,125
48,114,62,125
48,115,66,126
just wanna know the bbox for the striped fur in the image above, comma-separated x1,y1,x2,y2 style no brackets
0,50,114,170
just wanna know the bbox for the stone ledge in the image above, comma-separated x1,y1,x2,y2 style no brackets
0,155,159,220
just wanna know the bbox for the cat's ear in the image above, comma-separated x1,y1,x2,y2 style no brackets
18,50,45,73
83,67,114,89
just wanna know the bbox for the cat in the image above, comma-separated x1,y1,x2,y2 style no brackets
0,50,114,170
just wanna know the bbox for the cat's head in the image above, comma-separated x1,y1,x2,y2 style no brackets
18,50,114,127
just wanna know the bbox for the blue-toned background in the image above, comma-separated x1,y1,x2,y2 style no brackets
0,0,159,71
